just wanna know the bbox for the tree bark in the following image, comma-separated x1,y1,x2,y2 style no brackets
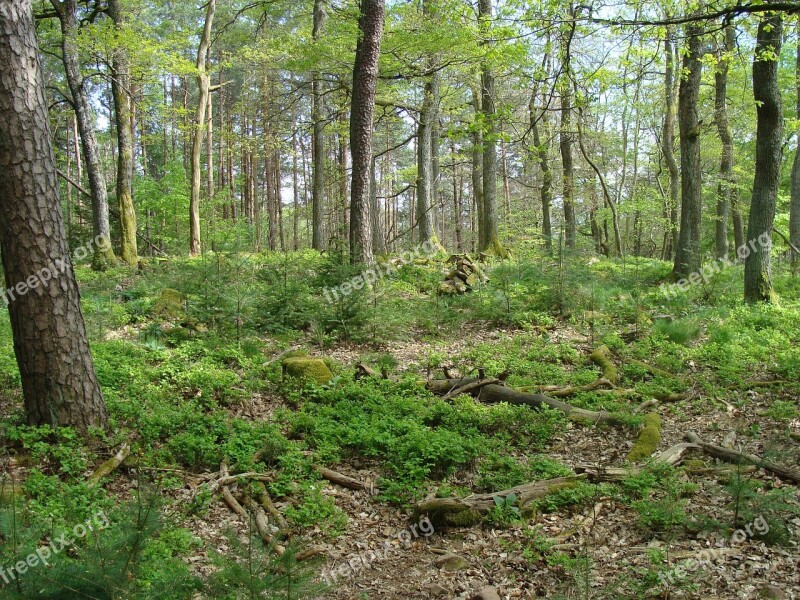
559,14,577,250
471,88,484,252
189,0,216,256
51,0,116,268
790,22,800,262
714,24,735,260
311,0,327,250
745,12,783,303
672,24,703,281
108,0,138,266
662,28,679,261
531,88,553,252
348,0,384,266
0,0,109,432
478,0,502,254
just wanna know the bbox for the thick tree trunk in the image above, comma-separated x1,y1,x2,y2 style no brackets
531,95,553,252
52,0,116,268
189,0,216,256
478,0,501,254
0,0,109,432
108,0,138,266
348,0,384,266
311,0,326,250
790,23,800,262
714,25,735,260
745,13,783,303
662,29,679,261
672,25,703,281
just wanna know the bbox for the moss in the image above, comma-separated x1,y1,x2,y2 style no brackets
152,288,187,320
589,344,619,385
626,413,662,463
483,235,512,259
282,357,334,384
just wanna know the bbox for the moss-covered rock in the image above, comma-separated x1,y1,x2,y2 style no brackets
151,288,186,320
626,413,662,463
282,357,334,384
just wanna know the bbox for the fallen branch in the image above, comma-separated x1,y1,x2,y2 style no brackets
684,431,800,484
442,378,500,401
427,379,629,425
87,443,131,488
527,377,615,398
577,442,700,482
315,465,376,494
415,475,587,527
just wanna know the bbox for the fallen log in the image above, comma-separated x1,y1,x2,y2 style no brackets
526,377,615,398
315,465,376,494
87,442,131,488
577,442,700,482
684,431,800,484
589,345,618,385
626,413,662,463
427,379,629,425
415,475,587,527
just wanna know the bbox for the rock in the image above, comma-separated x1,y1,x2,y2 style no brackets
423,583,448,597
151,288,186,320
758,585,787,599
282,357,334,384
470,587,501,600
434,553,469,572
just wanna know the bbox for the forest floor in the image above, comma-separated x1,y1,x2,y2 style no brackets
1,249,799,599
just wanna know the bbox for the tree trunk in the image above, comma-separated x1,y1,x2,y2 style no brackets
0,0,109,432
559,14,577,250
51,0,116,268
745,12,783,303
531,85,553,252
108,0,138,266
189,0,216,256
672,25,703,281
714,24,735,260
478,0,501,254
348,0,384,266
662,28,679,261
311,0,326,250
471,88,484,251
790,22,800,262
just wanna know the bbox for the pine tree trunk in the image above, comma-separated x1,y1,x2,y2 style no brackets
0,0,109,432
745,13,783,303
672,25,703,281
348,0,383,266
51,0,116,268
108,0,138,266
